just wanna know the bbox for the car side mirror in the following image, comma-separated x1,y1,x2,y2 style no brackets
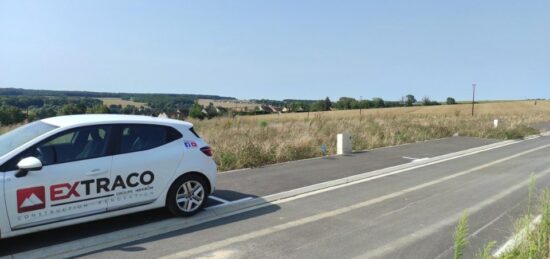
16,157,43,178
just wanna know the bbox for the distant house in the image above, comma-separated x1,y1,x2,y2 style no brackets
258,105,281,113
269,105,281,112
158,112,168,118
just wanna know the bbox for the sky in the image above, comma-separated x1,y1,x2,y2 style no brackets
1,0,549,101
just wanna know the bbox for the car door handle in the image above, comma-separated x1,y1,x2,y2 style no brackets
86,169,108,176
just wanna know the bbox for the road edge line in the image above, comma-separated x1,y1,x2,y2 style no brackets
492,214,543,257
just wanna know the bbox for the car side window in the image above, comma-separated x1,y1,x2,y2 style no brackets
118,124,181,154
0,125,112,172
37,125,111,165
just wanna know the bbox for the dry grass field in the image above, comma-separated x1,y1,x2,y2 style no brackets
198,99,259,111
1,101,548,172
191,101,550,171
99,98,148,108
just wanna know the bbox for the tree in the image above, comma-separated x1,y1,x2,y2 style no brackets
108,104,122,114
189,103,204,119
289,102,304,112
34,106,57,119
87,104,111,114
205,102,218,118
310,101,325,112
323,97,332,111
446,97,457,105
371,98,385,108
121,105,137,114
0,106,25,126
336,97,357,110
405,94,416,107
422,96,440,106
58,103,86,115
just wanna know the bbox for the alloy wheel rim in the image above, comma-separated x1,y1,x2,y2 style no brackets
175,180,205,212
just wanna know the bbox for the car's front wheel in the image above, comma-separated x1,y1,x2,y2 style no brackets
166,174,208,216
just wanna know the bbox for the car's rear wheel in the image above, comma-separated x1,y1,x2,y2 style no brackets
166,174,208,216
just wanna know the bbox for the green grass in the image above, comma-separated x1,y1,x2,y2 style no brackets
499,189,550,259
454,210,470,259
455,175,549,259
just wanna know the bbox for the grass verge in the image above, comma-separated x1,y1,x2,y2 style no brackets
453,175,549,258
193,111,547,171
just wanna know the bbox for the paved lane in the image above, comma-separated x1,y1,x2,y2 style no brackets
0,137,498,256
78,136,550,259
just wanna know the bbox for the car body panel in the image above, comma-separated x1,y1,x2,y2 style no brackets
0,115,217,239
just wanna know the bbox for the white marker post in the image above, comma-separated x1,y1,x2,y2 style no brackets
337,133,352,155
494,119,499,129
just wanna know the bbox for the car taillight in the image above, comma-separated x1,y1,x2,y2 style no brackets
200,146,213,157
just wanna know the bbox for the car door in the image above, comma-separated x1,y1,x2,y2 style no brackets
3,125,113,230
107,124,183,211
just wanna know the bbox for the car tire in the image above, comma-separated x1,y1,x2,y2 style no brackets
166,174,209,217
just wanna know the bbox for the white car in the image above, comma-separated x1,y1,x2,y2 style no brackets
0,114,217,239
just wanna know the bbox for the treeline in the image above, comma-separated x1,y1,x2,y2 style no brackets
0,87,234,116
0,96,104,126
187,95,457,120
0,88,234,101
253,95,456,113
0,88,236,126
0,88,459,125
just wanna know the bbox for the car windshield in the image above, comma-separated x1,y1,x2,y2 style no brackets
0,121,58,158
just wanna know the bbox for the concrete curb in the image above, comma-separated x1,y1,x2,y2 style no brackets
8,139,520,259
525,130,550,139
492,214,542,257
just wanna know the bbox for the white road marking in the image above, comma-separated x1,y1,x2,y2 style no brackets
159,145,550,259
196,249,239,259
260,141,543,207
206,197,253,210
208,196,230,204
358,170,550,259
433,195,527,259
8,139,525,259
231,197,253,203
403,156,430,162
493,214,543,257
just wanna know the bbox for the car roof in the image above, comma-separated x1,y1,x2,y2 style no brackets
42,114,193,128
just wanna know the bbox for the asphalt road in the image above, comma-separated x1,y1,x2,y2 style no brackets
2,135,550,258
0,136,497,256
80,135,550,259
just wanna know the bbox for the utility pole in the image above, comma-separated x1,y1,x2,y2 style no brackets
359,96,362,115
471,83,476,116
